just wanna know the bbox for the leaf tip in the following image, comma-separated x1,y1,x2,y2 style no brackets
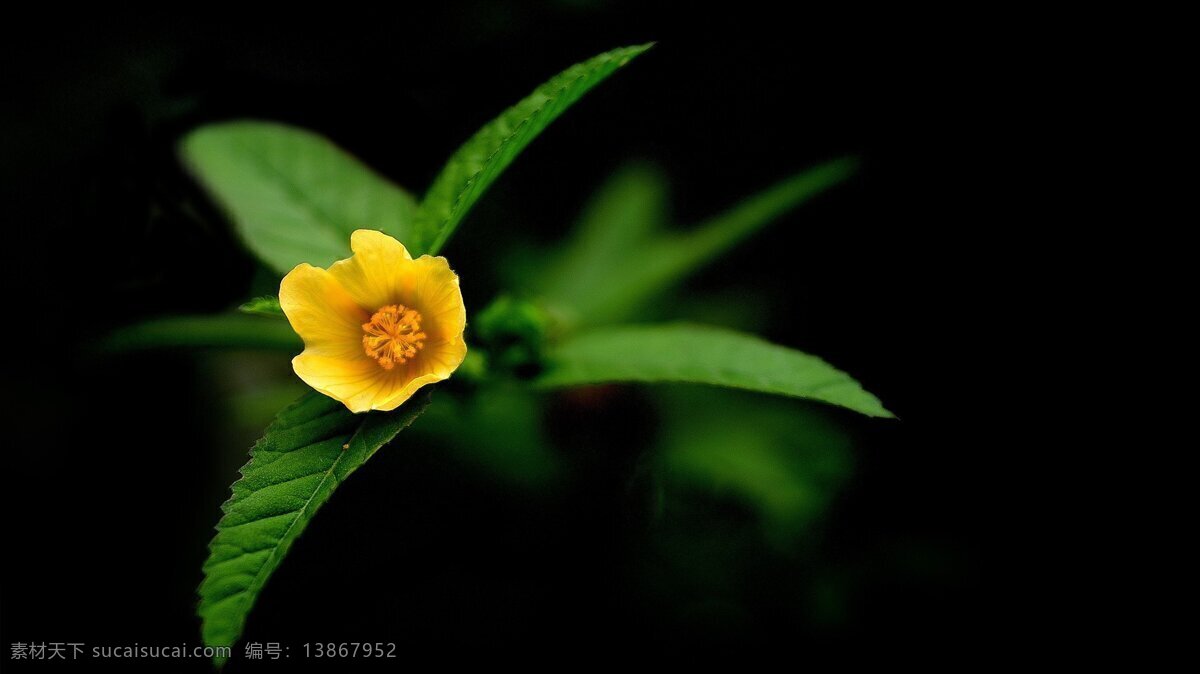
862,394,897,420
620,42,656,64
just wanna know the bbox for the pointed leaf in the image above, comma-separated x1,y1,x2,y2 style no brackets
180,121,418,274
198,391,431,660
557,158,858,327
536,324,892,418
536,162,669,307
414,43,653,255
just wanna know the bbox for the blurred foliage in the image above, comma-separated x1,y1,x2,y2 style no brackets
507,157,858,329
408,384,562,488
654,386,853,548
102,314,300,351
606,387,860,639
524,162,669,316
473,295,555,374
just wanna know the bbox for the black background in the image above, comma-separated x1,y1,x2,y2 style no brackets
2,3,1019,670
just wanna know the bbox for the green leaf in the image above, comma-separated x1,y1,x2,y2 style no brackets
656,387,853,545
551,158,857,327
198,391,432,661
180,121,418,274
413,43,653,255
239,295,284,317
409,385,561,487
102,315,301,352
536,324,892,418
536,162,669,308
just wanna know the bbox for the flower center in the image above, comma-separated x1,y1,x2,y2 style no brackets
362,304,427,370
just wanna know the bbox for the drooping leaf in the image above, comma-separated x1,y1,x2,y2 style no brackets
549,157,857,328
180,121,418,274
102,315,301,352
198,391,431,661
413,43,653,255
537,324,892,418
655,386,853,546
239,296,284,317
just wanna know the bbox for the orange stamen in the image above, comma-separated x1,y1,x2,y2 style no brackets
362,304,427,370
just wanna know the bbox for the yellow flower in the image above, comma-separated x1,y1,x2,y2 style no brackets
279,229,467,413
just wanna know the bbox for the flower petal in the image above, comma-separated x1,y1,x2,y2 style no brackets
295,335,466,414
279,263,368,358
409,255,468,342
327,229,415,311
291,352,384,413
373,337,468,411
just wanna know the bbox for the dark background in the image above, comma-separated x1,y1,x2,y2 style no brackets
2,3,1014,670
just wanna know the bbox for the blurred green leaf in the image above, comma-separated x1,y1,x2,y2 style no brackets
103,315,301,351
536,162,669,307
537,324,892,418
224,380,312,431
199,391,431,661
414,43,653,255
410,385,561,487
474,295,553,372
541,158,856,328
180,121,418,273
239,295,284,317
656,387,853,544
